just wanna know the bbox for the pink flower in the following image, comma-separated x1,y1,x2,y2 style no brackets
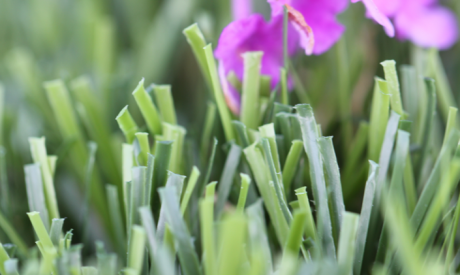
354,0,458,49
216,0,346,113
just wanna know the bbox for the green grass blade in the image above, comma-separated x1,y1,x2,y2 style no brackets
410,129,460,232
0,243,10,275
200,102,216,163
24,164,50,231
0,211,28,257
153,85,177,125
203,44,235,142
29,137,59,220
132,78,162,136
106,184,127,255
284,210,307,255
200,198,215,275
280,68,288,105
127,225,146,275
241,52,262,130
116,106,139,144
49,218,64,247
337,212,359,275
183,24,212,90
232,120,250,148
159,186,202,275
381,60,404,116
217,213,246,275
161,123,186,174
282,140,303,196
295,104,335,258
236,174,251,212
216,143,242,217
319,136,345,244
368,78,390,162
180,166,200,215
134,133,149,166
353,161,379,275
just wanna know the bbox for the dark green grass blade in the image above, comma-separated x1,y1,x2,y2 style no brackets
215,143,242,217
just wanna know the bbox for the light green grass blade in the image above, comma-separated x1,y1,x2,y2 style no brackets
282,140,303,195
127,225,146,275
381,60,404,117
132,78,162,136
337,212,359,275
295,104,335,258
237,174,251,212
106,184,126,255
183,24,212,90
368,78,390,162
241,52,262,130
29,137,59,220
116,106,138,144
180,166,200,215
203,44,235,142
217,213,246,275
153,85,177,125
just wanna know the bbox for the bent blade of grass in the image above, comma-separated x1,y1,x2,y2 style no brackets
354,161,379,275
232,120,250,149
241,52,263,130
132,78,162,136
337,212,359,275
295,187,317,244
24,163,50,231
203,44,235,142
368,78,390,162
295,104,335,258
319,136,345,244
29,137,59,220
116,106,138,144
216,143,242,217
183,24,212,90
159,186,202,275
410,129,460,232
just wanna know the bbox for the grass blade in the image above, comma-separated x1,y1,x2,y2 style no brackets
337,212,359,275
132,79,162,136
295,104,335,258
24,164,50,231
319,136,345,244
241,52,262,130
216,143,242,217
236,174,251,212
153,85,177,125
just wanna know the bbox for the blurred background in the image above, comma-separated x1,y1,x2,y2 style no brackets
0,0,459,259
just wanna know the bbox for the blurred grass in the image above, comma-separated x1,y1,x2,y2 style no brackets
0,0,459,261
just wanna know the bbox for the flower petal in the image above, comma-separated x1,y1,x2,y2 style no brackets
285,4,315,55
232,0,253,20
353,0,395,37
394,5,458,50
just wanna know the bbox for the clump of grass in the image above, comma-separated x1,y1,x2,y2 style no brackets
0,22,460,275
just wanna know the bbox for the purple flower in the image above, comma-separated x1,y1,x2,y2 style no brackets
354,0,458,49
215,14,298,113
216,0,346,113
